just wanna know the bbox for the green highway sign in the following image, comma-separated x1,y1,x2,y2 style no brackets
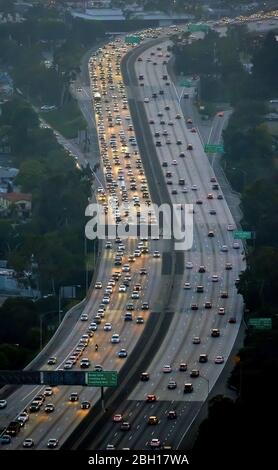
125,35,141,45
85,371,118,387
188,23,210,33
204,143,224,153
248,318,272,330
180,79,193,87
234,230,252,240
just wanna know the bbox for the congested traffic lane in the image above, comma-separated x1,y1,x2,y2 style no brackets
0,38,164,450
89,37,245,450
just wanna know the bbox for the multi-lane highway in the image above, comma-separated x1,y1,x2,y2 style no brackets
0,24,246,451
80,35,245,451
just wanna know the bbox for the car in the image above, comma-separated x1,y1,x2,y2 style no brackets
225,262,233,270
89,322,98,331
136,316,144,324
233,242,240,249
112,414,123,423
221,245,228,252
186,261,193,269
193,336,201,344
184,383,193,393
218,307,225,315
208,230,214,237
111,334,120,343
184,282,191,289
44,403,55,413
146,394,157,402
191,185,197,190
204,301,212,309
227,224,235,231
47,357,57,365
80,401,91,409
149,438,161,448
144,97,150,103
1,435,11,445
94,364,103,372
215,356,224,364
153,250,160,258
190,369,200,378
118,284,127,293
140,372,149,382
80,314,88,321
148,416,159,425
187,144,193,150
0,399,7,409
47,438,59,448
29,402,41,412
217,111,224,117
209,209,217,215
198,265,206,273
69,392,79,402
104,322,112,331
120,421,131,431
191,303,198,310
106,444,116,450
95,281,102,289
43,387,53,397
167,410,177,420
211,328,220,337
118,349,128,358
17,412,29,425
221,291,229,298
229,317,237,324
212,274,219,282
217,194,223,200
162,365,172,373
168,380,177,389
23,438,34,448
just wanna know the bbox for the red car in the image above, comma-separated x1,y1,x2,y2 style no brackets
112,414,123,423
146,394,157,403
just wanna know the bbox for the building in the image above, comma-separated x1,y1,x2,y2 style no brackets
0,192,32,218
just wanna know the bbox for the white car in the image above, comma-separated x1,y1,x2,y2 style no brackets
0,399,7,409
233,242,240,249
153,250,160,258
186,261,193,269
215,355,224,364
171,160,177,165
95,281,102,289
162,365,172,373
221,245,228,252
118,284,127,293
104,323,112,331
111,334,120,343
191,185,197,190
144,97,150,103
227,224,234,231
131,292,140,299
211,274,219,282
184,282,191,289
80,314,88,321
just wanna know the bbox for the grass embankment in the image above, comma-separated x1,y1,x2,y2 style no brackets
44,100,87,139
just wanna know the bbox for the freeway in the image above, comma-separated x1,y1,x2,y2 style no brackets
0,36,167,450
84,35,245,451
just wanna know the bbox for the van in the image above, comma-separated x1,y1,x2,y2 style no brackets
179,178,185,185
